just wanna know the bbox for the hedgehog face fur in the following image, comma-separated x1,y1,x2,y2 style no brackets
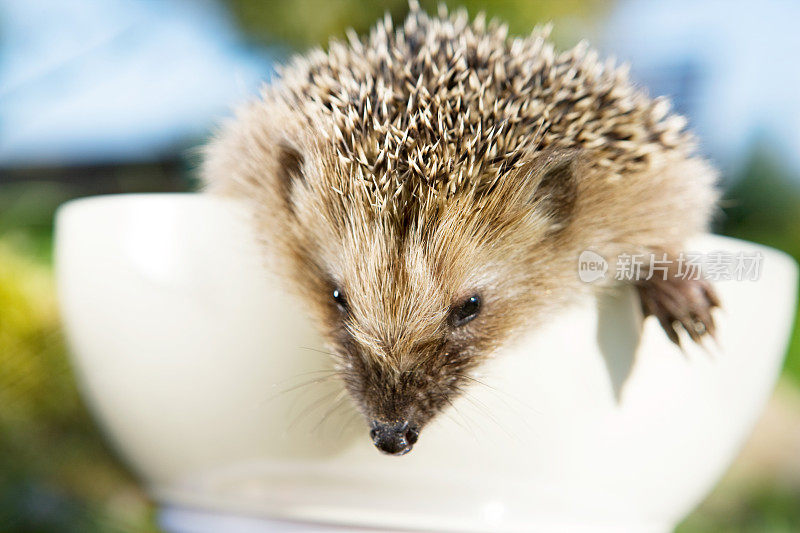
203,3,718,455
281,142,583,455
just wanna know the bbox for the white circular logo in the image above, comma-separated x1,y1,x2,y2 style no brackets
578,250,608,283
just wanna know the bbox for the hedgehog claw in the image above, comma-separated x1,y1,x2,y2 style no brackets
637,276,719,347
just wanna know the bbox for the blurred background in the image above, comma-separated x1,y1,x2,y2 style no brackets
1,0,799,531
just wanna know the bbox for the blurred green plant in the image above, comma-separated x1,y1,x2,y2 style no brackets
0,182,71,263
224,0,610,51
679,483,800,533
0,238,156,532
719,144,800,384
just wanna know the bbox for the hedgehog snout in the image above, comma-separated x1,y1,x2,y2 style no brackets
369,419,420,456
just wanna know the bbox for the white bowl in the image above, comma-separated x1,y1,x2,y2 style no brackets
55,193,797,533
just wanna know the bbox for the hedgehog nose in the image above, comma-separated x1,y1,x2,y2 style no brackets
369,420,419,456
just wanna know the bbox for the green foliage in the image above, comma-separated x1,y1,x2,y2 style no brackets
0,239,157,532
719,145,800,384
223,0,608,50
678,483,800,533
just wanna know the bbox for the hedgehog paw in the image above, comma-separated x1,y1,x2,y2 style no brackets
636,276,720,346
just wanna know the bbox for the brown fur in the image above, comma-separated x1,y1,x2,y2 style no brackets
202,3,719,450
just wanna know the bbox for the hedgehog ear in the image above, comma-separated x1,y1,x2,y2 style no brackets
526,149,580,233
276,141,305,214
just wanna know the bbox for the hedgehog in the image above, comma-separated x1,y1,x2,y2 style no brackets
202,3,720,456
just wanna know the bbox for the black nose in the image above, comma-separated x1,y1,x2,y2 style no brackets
369,420,419,456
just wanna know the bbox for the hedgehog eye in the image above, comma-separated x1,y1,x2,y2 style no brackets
450,294,481,327
332,288,349,313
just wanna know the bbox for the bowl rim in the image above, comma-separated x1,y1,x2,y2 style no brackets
54,192,800,275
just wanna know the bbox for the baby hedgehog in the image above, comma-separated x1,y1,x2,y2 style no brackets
203,3,720,456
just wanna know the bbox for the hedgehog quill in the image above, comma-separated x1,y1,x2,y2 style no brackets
203,4,719,456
